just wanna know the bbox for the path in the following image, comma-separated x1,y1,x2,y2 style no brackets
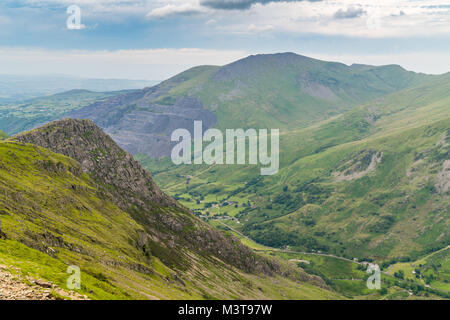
165,164,217,191
0,265,87,300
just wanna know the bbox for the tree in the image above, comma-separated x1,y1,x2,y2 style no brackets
394,270,404,279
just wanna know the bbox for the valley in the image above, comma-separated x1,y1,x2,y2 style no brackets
0,119,341,299
131,55,449,263
0,53,448,300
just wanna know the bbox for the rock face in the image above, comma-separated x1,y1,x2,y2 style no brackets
436,160,450,194
69,83,217,158
12,119,318,281
333,149,383,182
14,118,177,210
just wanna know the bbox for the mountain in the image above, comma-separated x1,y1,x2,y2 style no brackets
0,130,7,139
1,119,338,299
133,68,449,298
1,53,447,299
0,89,133,136
69,66,219,157
68,53,430,158
59,52,448,262
148,71,449,264
58,54,447,296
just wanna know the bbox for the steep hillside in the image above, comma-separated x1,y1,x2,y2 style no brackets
0,119,337,299
14,119,177,211
145,72,450,262
68,53,429,158
243,121,449,259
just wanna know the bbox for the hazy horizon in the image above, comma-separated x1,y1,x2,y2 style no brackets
1,50,449,82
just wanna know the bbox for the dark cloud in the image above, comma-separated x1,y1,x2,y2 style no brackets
333,7,366,19
200,0,321,11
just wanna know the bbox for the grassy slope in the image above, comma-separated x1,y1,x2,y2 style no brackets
0,140,341,300
142,73,450,263
246,120,448,257
153,54,428,131
0,89,129,135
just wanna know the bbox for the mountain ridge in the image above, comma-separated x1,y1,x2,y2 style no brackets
67,52,432,158
146,69,450,263
14,119,177,211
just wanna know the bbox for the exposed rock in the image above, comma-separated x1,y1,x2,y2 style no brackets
297,73,338,102
13,119,178,211
435,160,450,194
68,84,217,158
0,266,87,300
334,149,383,181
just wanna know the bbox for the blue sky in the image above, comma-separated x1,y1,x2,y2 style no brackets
1,0,450,79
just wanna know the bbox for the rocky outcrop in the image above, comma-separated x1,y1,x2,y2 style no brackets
334,149,383,181
68,84,217,158
436,160,450,194
0,265,87,300
14,119,177,211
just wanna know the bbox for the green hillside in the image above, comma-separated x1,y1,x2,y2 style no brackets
1,54,447,300
0,119,341,300
210,224,449,299
67,53,431,158
143,71,450,265
385,246,450,291
149,53,429,130
186,54,430,130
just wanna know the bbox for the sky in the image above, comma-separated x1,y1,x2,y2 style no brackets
1,0,450,80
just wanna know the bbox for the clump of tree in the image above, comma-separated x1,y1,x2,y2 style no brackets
394,270,405,279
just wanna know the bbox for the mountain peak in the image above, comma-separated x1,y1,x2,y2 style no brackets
211,52,324,81
243,52,315,61
13,118,177,210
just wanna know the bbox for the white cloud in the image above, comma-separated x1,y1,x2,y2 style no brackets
146,3,207,19
13,1,450,37
206,18,218,25
246,24,275,33
192,0,450,38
